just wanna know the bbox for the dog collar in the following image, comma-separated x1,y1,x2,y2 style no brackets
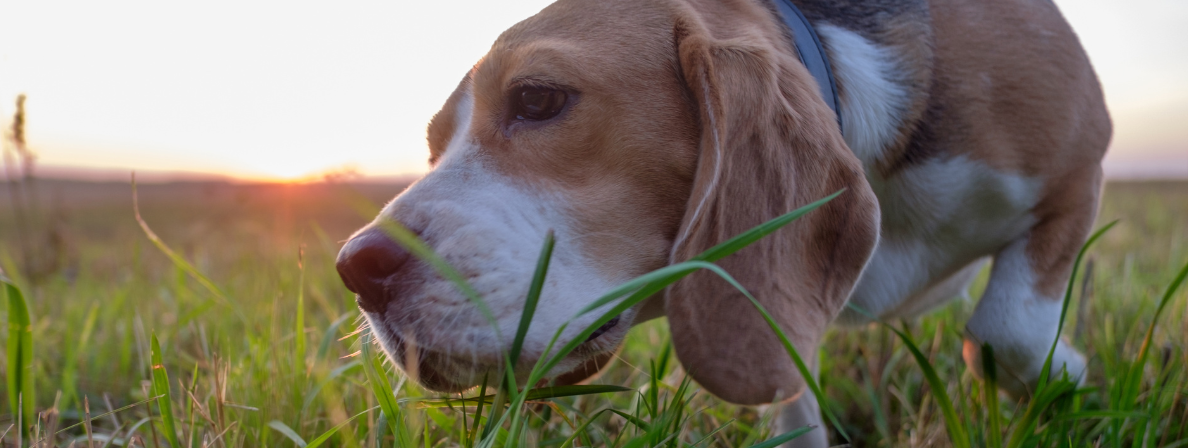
770,0,842,131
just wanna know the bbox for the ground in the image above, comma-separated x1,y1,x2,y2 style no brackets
0,178,1187,447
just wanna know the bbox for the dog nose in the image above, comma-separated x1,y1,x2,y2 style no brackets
336,227,412,314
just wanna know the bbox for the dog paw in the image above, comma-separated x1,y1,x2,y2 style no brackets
963,336,1087,399
1044,339,1088,385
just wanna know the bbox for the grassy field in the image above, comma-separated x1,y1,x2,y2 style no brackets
0,178,1187,447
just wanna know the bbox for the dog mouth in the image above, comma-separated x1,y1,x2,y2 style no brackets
365,311,626,392
586,317,621,343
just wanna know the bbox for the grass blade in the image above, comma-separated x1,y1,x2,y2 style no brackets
509,231,554,373
514,194,844,438
480,383,508,443
530,260,730,385
691,190,842,263
361,334,409,447
302,360,362,412
556,408,620,448
98,422,128,448
725,273,849,442
296,247,308,374
423,415,431,448
569,191,842,318
469,372,488,445
888,324,971,448
654,341,672,383
1118,264,1187,421
609,409,652,432
524,384,631,401
304,406,377,448
1037,220,1118,390
691,419,735,447
557,191,842,342
316,312,354,361
844,303,970,448
1005,379,1078,448
477,232,557,443
149,333,183,448
355,201,499,336
62,302,100,407
746,425,814,448
3,277,33,439
355,181,843,442
415,385,631,408
54,395,160,436
132,174,238,313
541,256,854,443
269,420,308,447
1049,410,1149,423
647,362,660,418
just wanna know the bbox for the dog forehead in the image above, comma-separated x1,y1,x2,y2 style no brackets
426,0,703,220
478,0,678,79
497,0,676,45
427,1,679,162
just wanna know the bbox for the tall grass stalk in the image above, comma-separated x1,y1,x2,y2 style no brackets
150,334,182,448
3,276,34,439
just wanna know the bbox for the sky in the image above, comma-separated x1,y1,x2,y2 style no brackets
0,0,1188,182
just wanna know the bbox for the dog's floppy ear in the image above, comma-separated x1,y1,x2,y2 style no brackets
666,3,880,405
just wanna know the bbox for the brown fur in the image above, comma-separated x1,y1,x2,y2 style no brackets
407,0,1108,406
664,0,880,405
427,71,474,164
904,0,1110,296
468,1,699,284
417,0,881,404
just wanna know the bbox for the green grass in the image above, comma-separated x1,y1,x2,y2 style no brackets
0,179,1187,447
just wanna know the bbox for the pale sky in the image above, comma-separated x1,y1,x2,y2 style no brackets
0,0,1187,181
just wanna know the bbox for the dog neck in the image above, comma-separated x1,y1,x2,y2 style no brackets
770,0,842,131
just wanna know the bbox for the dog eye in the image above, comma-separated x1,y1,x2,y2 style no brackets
513,87,567,121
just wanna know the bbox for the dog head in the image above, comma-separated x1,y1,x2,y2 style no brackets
336,0,878,405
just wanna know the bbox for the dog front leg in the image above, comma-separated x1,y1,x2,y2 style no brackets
772,350,829,448
962,236,1090,398
774,390,829,447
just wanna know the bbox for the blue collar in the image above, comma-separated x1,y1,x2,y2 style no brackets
770,0,842,131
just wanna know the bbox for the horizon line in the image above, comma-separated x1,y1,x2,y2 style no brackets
2,159,1189,185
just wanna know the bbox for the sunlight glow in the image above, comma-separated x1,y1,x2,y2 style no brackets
0,0,1186,180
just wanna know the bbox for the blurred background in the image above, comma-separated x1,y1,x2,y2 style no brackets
0,0,1187,285
0,0,1188,183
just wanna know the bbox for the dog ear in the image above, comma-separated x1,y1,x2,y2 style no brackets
665,4,880,405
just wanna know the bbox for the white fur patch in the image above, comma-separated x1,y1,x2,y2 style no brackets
816,24,909,167
439,91,476,163
772,376,829,447
963,239,1087,394
888,257,988,318
838,156,1042,325
366,86,632,386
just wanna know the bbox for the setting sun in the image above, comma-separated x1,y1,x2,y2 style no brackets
0,1,558,181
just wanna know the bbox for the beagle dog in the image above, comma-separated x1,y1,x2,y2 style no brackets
336,0,1109,445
